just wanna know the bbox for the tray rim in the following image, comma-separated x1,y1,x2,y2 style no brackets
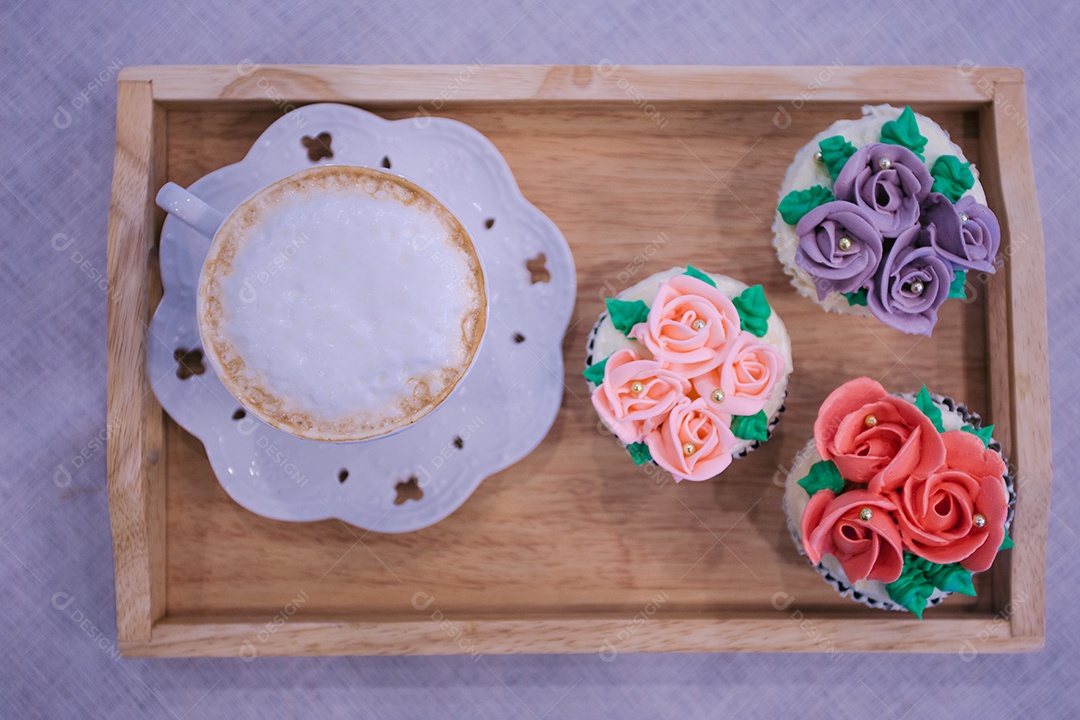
106,64,1050,657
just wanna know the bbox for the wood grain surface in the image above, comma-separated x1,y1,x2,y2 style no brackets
105,80,167,643
106,65,1049,656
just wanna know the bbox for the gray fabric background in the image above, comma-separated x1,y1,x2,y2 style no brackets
3,0,1077,717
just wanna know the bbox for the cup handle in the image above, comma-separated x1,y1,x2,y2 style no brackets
156,182,226,239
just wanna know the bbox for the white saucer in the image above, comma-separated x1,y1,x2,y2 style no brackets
148,103,576,533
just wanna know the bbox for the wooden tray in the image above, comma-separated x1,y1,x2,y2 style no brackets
107,65,1050,656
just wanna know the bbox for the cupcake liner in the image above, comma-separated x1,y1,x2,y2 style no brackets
583,311,603,368
784,391,1016,614
585,314,787,462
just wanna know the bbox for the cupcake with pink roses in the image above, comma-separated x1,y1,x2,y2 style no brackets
772,105,1002,336
783,377,1015,617
585,266,793,483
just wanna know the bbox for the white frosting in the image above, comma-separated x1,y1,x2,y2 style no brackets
772,104,988,315
216,184,478,425
783,395,978,608
590,267,793,457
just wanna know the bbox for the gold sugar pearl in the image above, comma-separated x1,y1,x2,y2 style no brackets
878,156,893,171
813,151,824,163
838,236,853,251
683,443,697,456
692,319,706,331
909,280,925,295
864,414,878,428
859,507,874,522
711,389,725,403
630,381,644,394
973,513,987,528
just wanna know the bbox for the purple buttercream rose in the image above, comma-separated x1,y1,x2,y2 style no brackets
834,143,933,239
868,224,952,335
954,196,1001,273
794,201,883,299
919,193,1001,274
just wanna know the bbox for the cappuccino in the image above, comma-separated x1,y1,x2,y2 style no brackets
198,165,486,442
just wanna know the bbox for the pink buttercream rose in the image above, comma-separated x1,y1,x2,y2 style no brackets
893,430,1008,572
645,397,736,482
801,489,905,583
691,331,785,416
591,348,691,444
629,275,742,378
813,377,946,490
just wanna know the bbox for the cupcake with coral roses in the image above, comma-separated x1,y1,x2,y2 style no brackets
783,377,1015,617
585,266,793,483
772,105,1002,336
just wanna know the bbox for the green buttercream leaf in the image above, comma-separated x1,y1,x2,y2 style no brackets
796,460,845,497
914,386,946,433
732,284,771,337
778,185,834,225
605,298,650,337
880,106,928,160
924,562,977,597
843,289,868,306
818,135,857,181
948,270,968,300
1000,530,1015,551
886,576,933,620
886,553,935,619
582,355,608,385
730,410,768,442
683,265,718,288
961,423,995,448
626,442,652,466
931,155,976,202
888,553,979,619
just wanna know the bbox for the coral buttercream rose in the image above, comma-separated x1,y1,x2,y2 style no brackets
691,331,785,416
893,430,1008,571
629,275,742,378
646,397,735,482
591,348,691,445
814,377,946,489
833,143,933,238
801,489,905,583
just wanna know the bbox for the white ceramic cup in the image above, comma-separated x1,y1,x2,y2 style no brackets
156,165,488,443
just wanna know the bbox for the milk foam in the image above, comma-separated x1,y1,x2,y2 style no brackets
215,177,481,426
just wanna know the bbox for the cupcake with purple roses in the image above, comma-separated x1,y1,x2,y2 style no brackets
772,105,1002,335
